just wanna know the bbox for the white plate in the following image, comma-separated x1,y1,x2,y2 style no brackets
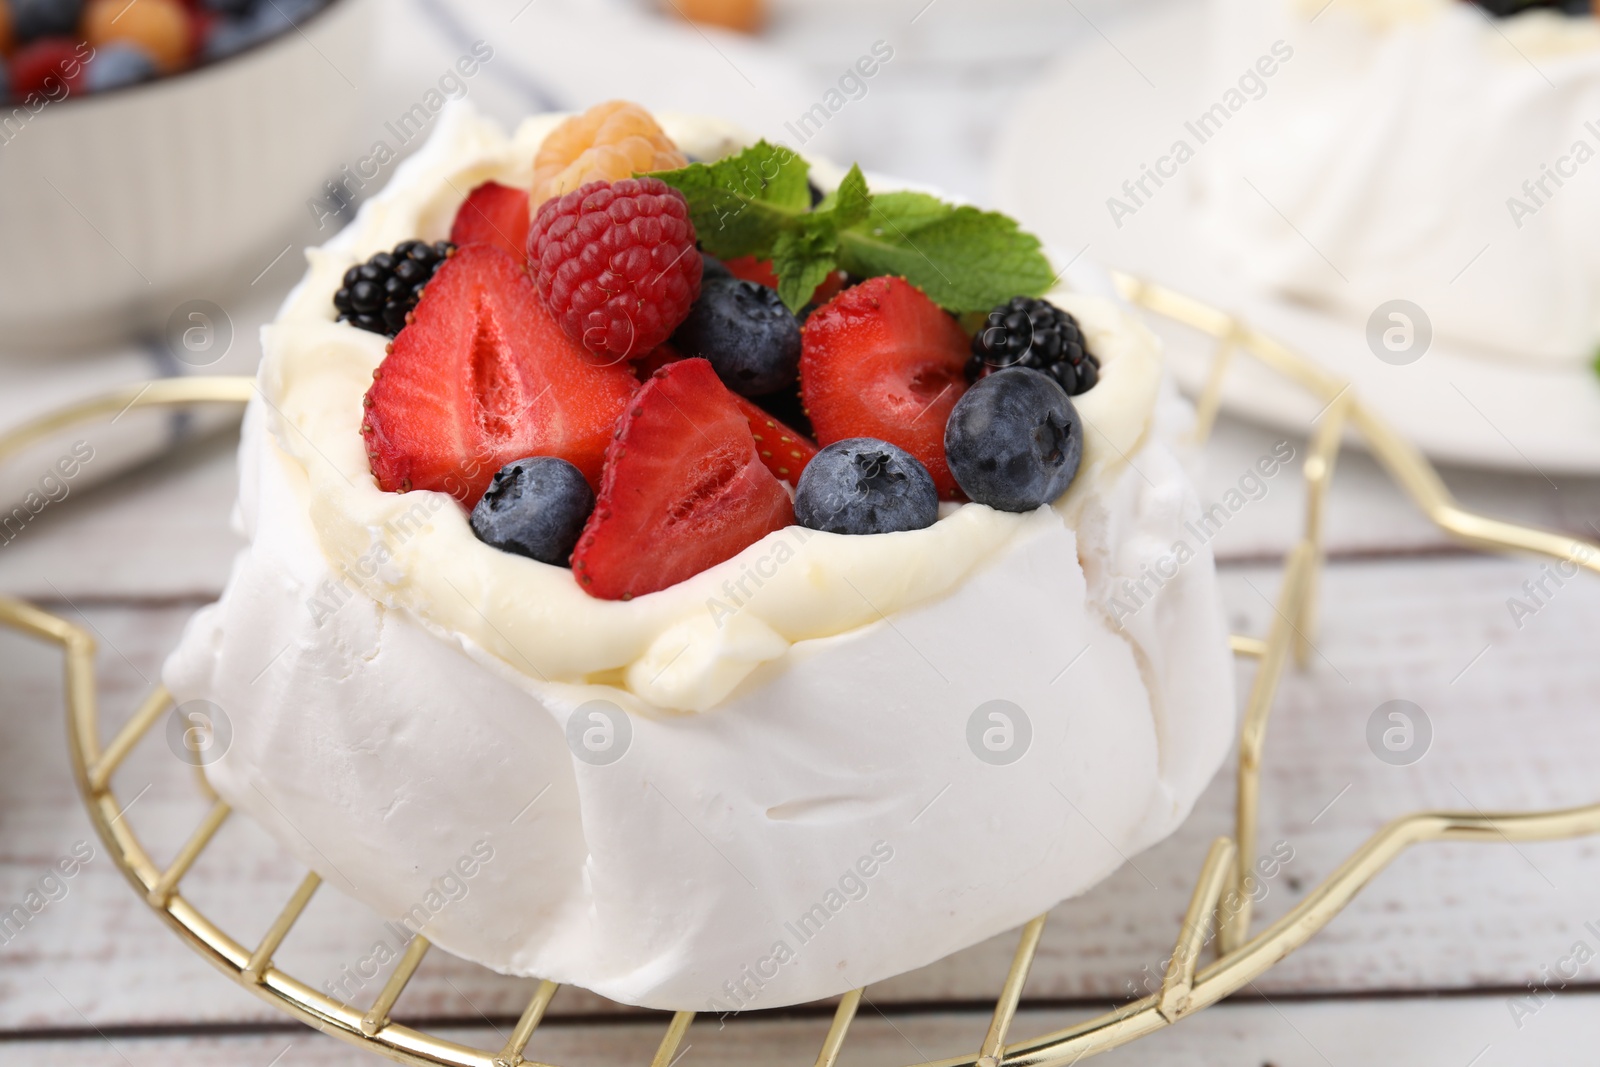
993,0,1600,475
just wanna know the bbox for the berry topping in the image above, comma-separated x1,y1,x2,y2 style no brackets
530,100,688,209
361,244,638,507
570,358,794,600
85,42,158,91
470,457,595,566
9,38,87,97
527,177,702,360
449,180,531,263
334,239,456,338
12,0,82,45
84,0,190,73
795,438,938,536
732,393,817,484
944,367,1083,513
800,275,971,500
672,276,801,396
968,296,1100,396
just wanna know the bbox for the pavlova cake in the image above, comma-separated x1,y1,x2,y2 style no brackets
1197,0,1600,364
164,100,1236,1010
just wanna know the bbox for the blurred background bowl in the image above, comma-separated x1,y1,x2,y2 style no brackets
0,0,375,353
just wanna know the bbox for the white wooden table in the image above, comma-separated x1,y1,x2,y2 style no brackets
5,0,1600,1062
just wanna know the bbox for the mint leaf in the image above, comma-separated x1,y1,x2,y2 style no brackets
839,195,1055,312
772,215,840,312
651,142,810,259
828,165,872,230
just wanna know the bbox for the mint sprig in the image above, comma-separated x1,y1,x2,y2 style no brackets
652,144,1053,313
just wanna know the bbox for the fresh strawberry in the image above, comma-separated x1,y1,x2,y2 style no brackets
800,276,970,499
449,181,531,263
732,394,817,485
363,244,638,508
723,256,847,307
571,358,794,600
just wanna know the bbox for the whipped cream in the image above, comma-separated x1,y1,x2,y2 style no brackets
164,104,1236,1009
1197,0,1600,364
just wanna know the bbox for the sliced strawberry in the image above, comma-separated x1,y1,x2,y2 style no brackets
363,244,638,508
449,181,531,263
572,359,794,600
723,256,848,307
800,276,970,499
732,394,817,485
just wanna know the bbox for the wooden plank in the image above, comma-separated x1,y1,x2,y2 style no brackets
3,557,1599,1030
9,995,1600,1066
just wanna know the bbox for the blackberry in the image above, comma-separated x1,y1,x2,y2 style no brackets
333,239,455,337
967,296,1100,397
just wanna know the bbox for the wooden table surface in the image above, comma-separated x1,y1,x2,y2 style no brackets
5,1,1600,1063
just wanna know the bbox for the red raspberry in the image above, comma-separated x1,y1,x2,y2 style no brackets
528,177,702,361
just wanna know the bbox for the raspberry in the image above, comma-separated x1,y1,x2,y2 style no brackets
528,177,702,360
531,101,688,209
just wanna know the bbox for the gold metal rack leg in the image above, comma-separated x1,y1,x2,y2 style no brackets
814,989,864,1067
244,871,323,984
1159,838,1236,1022
148,799,231,906
650,1011,695,1067
1223,543,1315,952
361,936,432,1036
1189,331,1241,447
1295,392,1352,669
90,686,172,793
977,914,1048,1066
495,980,561,1067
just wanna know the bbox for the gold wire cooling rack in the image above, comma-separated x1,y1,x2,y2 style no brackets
4,273,1600,1067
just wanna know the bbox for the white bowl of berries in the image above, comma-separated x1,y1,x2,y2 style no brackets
0,0,374,353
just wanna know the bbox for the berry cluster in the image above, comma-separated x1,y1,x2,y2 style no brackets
1,0,331,102
349,100,1096,602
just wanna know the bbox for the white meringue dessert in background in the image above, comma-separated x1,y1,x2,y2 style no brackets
163,103,1237,1011
1196,0,1600,365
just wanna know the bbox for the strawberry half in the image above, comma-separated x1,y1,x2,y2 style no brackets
362,244,638,508
571,359,795,600
620,341,817,483
800,276,970,499
732,394,817,485
449,181,531,263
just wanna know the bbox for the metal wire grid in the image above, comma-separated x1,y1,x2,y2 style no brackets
4,274,1599,1067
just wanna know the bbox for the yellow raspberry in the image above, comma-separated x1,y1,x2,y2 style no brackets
531,101,688,209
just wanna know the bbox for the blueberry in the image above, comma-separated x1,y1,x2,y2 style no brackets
672,276,800,397
470,457,594,566
203,0,325,60
700,252,731,281
85,44,158,92
202,0,258,14
944,367,1083,512
795,438,938,535
12,0,83,45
